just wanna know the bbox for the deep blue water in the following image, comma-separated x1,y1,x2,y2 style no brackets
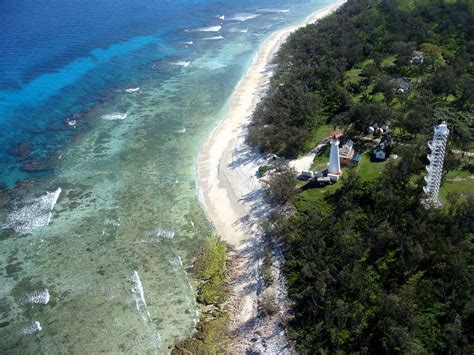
0,0,334,352
0,0,331,187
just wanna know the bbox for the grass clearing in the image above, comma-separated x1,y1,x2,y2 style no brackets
439,164,474,206
293,184,336,213
356,152,387,181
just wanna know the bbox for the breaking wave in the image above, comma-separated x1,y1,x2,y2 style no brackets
125,87,140,93
101,112,128,121
130,271,147,311
18,321,42,336
258,8,290,13
194,61,227,70
104,219,121,227
226,13,261,21
193,25,221,32
2,188,61,234
20,289,50,305
203,36,224,41
172,61,191,68
147,228,175,239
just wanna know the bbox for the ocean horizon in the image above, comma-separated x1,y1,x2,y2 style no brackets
0,0,334,352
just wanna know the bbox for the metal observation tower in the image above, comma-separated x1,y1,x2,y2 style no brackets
423,121,449,208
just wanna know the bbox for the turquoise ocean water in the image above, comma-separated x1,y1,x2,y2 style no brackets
0,0,333,352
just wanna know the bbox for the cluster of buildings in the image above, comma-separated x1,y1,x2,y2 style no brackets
297,121,449,210
295,49,449,206
298,129,393,184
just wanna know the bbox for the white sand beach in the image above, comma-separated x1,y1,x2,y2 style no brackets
196,1,346,352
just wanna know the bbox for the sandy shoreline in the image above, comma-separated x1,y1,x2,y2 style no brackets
197,1,344,247
196,1,346,352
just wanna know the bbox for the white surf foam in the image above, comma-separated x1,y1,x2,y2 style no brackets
18,321,42,336
146,228,175,239
104,219,121,227
226,13,260,21
217,15,225,20
156,229,175,239
193,25,221,32
258,8,290,13
202,36,224,41
130,271,147,311
181,41,193,45
21,289,50,305
101,112,128,121
194,61,227,70
2,188,61,234
172,61,191,68
125,87,140,93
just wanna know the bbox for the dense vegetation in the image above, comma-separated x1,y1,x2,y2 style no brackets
248,0,473,157
251,0,474,352
172,236,229,354
284,155,473,352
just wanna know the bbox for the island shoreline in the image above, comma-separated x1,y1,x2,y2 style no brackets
196,0,346,247
194,1,346,352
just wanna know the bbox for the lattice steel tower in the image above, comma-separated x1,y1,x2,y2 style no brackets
423,121,449,207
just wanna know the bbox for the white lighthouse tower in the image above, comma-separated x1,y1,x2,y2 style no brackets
328,134,341,175
423,121,449,208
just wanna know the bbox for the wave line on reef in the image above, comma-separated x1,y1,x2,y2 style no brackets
130,271,147,311
101,112,128,121
20,289,50,305
2,188,61,234
18,321,42,336
192,25,222,32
